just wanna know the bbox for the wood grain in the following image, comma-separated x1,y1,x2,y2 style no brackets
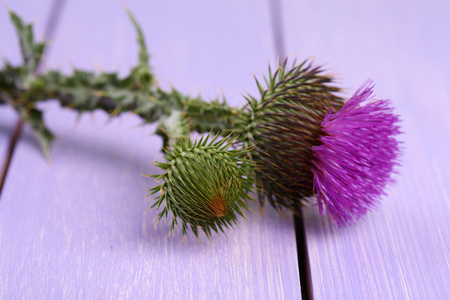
0,1,301,298
281,0,450,298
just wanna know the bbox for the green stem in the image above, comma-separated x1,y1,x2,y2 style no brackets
0,66,240,151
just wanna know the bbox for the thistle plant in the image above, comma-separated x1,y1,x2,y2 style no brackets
0,10,402,238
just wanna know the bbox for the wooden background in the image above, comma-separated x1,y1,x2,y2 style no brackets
1,0,449,299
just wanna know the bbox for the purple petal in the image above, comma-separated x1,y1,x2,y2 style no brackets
311,80,401,226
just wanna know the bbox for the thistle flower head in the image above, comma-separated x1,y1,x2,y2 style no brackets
237,59,343,210
237,60,401,226
312,81,401,226
148,133,254,239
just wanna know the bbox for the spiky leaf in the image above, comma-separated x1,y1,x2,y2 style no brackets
17,106,55,160
9,10,45,74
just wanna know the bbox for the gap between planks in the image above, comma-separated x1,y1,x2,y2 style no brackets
295,207,314,300
268,0,314,297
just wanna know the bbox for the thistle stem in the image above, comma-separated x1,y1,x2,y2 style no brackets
0,69,240,153
0,10,241,154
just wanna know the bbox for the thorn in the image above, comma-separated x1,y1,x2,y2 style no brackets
121,0,129,10
3,1,10,11
259,205,265,216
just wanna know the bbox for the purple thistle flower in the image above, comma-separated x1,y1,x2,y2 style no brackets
311,80,401,226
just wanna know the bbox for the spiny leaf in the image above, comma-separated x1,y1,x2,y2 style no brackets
9,10,45,74
17,107,55,161
126,9,150,68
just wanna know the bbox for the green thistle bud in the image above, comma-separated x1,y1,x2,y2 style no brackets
132,65,153,89
236,59,343,211
148,133,254,239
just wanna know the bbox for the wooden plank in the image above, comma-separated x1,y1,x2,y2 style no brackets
0,1,302,298
0,107,17,169
281,1,450,298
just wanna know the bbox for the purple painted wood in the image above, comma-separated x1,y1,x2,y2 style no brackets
0,107,17,171
0,1,301,298
281,0,450,298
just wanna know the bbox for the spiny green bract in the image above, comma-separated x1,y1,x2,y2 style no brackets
235,59,343,211
148,133,254,240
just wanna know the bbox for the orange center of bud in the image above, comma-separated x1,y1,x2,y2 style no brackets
209,195,227,218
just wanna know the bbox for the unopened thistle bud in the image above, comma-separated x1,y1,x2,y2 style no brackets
148,133,254,239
